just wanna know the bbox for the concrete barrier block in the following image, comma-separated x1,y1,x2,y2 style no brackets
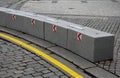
45,22,68,48
6,13,26,33
67,27,114,62
0,8,114,62
0,10,9,27
24,16,44,39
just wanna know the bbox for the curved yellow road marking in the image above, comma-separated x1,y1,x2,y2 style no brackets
0,33,84,78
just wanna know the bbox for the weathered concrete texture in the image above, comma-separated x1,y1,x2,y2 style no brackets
0,11,7,26
20,0,120,17
24,16,44,39
45,22,68,48
6,13,26,32
48,46,96,69
0,0,20,8
85,67,119,78
0,26,55,48
67,26,114,62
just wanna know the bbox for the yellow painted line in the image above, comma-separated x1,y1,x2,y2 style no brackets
0,33,84,78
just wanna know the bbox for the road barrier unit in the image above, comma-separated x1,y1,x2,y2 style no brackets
23,15,44,39
0,11,6,26
44,17,68,48
0,7,114,62
67,26,114,62
6,11,26,32
0,8,10,27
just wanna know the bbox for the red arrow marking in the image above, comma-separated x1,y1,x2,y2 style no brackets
77,33,82,40
53,25,57,32
31,19,35,25
12,14,16,21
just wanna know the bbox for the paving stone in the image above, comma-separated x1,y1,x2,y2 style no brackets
23,59,33,63
24,71,35,75
0,71,7,75
42,70,51,74
44,63,52,68
49,75,59,78
55,71,64,76
42,72,55,77
17,67,26,70
26,61,38,65
49,67,59,72
27,63,42,68
19,63,27,67
60,75,69,78
35,68,48,72
34,76,43,78
33,65,45,70
85,67,119,78
12,62,21,65
0,72,14,78
20,75,33,78
14,70,24,74
38,60,48,65
24,68,34,72
32,72,43,77
13,73,23,78
32,56,41,61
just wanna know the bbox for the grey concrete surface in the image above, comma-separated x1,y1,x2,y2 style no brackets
0,0,27,9
45,22,68,48
0,11,7,26
0,26,55,48
24,16,44,39
85,67,119,78
20,0,120,17
47,46,96,69
67,27,114,62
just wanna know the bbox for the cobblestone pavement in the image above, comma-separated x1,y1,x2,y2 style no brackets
0,39,70,78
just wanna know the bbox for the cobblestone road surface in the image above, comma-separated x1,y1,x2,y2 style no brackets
0,39,70,78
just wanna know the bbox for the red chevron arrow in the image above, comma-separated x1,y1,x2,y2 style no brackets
53,25,57,32
77,33,82,40
31,19,35,25
12,14,16,21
